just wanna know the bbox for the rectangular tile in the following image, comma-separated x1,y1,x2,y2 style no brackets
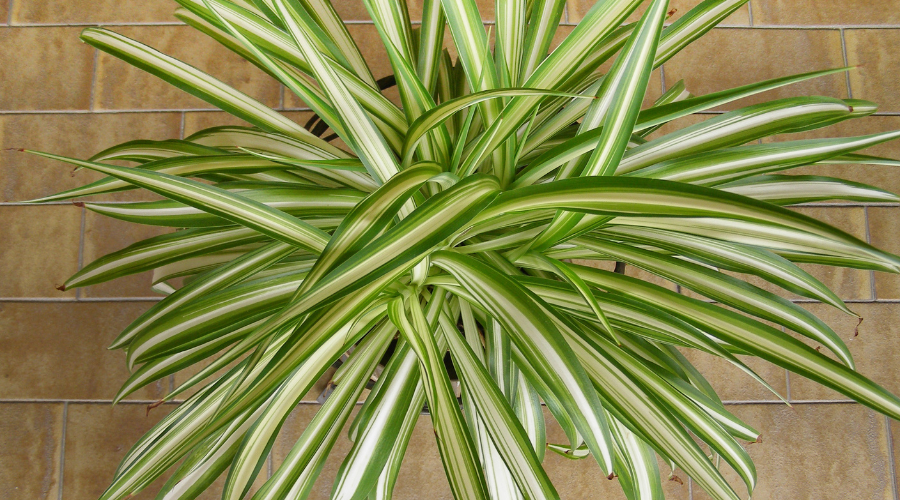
11,0,177,24
61,403,175,500
750,0,900,26
80,210,170,298
846,29,900,113
692,404,892,499
790,206,873,301
0,112,181,202
662,28,847,111
0,403,64,500
789,302,900,401
0,205,81,298
94,25,281,110
867,207,900,299
567,0,749,25
0,302,167,400
0,27,94,110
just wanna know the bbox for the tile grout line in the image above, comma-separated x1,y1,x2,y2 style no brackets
57,401,68,500
886,415,899,500
659,64,667,94
75,206,86,300
839,28,853,99
746,0,753,26
89,49,99,112
5,0,12,25
865,206,878,301
10,296,900,304
179,111,186,140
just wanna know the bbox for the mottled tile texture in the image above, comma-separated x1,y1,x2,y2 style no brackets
2,1,900,500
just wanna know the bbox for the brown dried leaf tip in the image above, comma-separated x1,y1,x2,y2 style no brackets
607,472,618,480
73,201,85,208
56,284,66,292
667,8,678,17
146,399,165,416
669,475,684,485
855,316,863,337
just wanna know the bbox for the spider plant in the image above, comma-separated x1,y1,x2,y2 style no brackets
23,0,900,498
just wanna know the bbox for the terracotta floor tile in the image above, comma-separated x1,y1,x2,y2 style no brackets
0,302,165,400
80,210,170,298
61,403,175,500
693,403,892,499
11,0,177,24
0,27,94,110
0,205,81,298
868,207,900,299
789,302,900,401
663,28,847,111
0,403,64,500
750,0,900,26
0,112,181,202
846,29,900,112
93,25,280,110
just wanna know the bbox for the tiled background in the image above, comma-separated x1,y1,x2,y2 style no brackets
2,0,900,499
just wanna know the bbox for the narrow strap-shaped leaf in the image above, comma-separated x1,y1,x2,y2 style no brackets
28,150,331,253
416,0,445,93
388,295,490,500
83,187,360,227
520,0,566,81
252,321,393,500
66,226,267,290
719,174,900,205
112,241,294,350
596,225,852,314
479,176,899,270
80,28,316,143
524,0,668,253
566,263,900,421
272,0,400,184
440,310,560,500
630,130,900,185
431,250,616,475
574,235,855,368
29,154,289,203
90,139,226,163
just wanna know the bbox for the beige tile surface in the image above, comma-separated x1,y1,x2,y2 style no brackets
94,25,281,110
0,112,181,202
0,302,166,400
0,27,95,110
663,28,847,111
0,403,64,500
693,404,893,500
11,0,178,24
0,205,81,298
567,0,750,25
62,404,175,500
750,0,900,26
846,29,900,113
868,206,900,299
80,211,169,298
790,206,873,301
789,303,900,401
